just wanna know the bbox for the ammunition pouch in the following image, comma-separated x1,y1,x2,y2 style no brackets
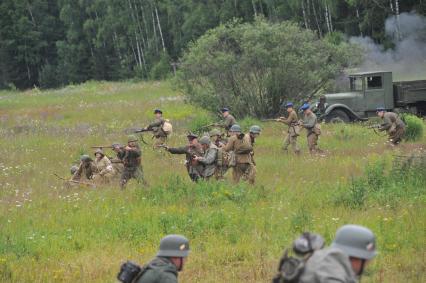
313,123,321,136
272,250,306,283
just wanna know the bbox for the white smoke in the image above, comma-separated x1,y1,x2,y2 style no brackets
350,12,426,81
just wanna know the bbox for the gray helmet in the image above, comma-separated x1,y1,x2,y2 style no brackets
249,125,261,134
229,124,241,133
209,129,222,137
80,154,92,162
331,225,377,260
157,234,190,258
70,165,79,175
199,136,211,145
127,135,138,143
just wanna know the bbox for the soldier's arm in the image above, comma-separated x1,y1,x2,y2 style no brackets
223,137,235,152
280,114,292,125
197,148,218,165
158,272,178,283
99,158,113,175
147,118,164,130
303,115,316,128
379,116,392,131
167,146,188,155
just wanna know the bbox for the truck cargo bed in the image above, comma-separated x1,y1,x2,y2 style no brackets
393,80,426,105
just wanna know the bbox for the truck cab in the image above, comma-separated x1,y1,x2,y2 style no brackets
320,71,394,122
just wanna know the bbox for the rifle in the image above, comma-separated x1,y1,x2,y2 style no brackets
367,124,381,129
134,128,152,133
262,118,281,122
91,145,114,149
53,173,96,188
199,123,222,129
156,144,169,150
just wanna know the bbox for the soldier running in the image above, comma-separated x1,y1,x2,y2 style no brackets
164,133,204,182
277,102,300,154
223,125,255,184
120,135,146,189
300,103,322,154
376,107,406,145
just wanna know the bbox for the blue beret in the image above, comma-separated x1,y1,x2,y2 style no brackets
285,102,294,108
376,107,386,112
300,103,310,111
221,107,229,112
154,109,163,114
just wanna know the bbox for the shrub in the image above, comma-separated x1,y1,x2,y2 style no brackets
401,114,424,141
177,18,361,118
39,63,61,89
149,53,172,80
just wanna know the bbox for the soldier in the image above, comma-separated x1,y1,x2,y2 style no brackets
223,125,255,184
312,95,329,120
142,109,167,147
92,149,114,184
70,165,79,176
135,235,190,283
209,128,226,147
300,103,322,153
120,135,145,189
72,155,96,181
193,136,218,180
165,133,204,182
110,143,125,175
221,107,237,135
299,224,377,283
376,107,406,145
277,102,300,154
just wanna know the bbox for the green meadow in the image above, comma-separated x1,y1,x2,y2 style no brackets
0,81,425,282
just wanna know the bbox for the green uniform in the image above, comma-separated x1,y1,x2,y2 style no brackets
168,144,204,182
72,161,96,181
299,247,357,283
302,112,321,153
120,145,144,188
136,257,178,283
223,114,236,133
147,118,167,147
280,110,300,154
197,143,218,179
379,112,405,145
223,134,255,184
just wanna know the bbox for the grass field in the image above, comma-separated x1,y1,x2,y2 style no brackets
0,81,425,283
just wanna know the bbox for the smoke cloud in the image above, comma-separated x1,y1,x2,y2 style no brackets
350,12,426,81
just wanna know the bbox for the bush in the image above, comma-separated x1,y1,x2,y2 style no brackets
177,18,361,118
149,53,172,80
39,63,61,89
401,114,424,141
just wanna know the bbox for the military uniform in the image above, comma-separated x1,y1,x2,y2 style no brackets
110,150,125,175
223,134,255,184
223,114,236,132
197,143,218,179
72,161,96,181
379,112,405,145
302,112,321,153
120,144,145,188
147,117,167,147
168,144,204,182
280,110,300,154
299,247,357,283
136,257,178,283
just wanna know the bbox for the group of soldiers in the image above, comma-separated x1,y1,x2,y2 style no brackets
117,224,377,283
67,103,406,187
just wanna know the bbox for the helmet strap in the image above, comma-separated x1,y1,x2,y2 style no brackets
358,259,366,278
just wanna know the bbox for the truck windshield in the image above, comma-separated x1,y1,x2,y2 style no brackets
350,76,363,91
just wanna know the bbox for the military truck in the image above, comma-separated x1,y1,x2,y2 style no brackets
317,71,426,122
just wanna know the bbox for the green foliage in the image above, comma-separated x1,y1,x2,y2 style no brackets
177,19,360,118
401,114,424,141
334,155,426,208
149,53,172,80
39,64,60,89
186,112,216,134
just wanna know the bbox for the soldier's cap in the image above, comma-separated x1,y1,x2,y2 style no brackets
186,132,198,140
80,154,92,162
127,135,138,143
285,102,294,108
94,149,105,156
221,107,230,113
157,234,190,258
249,125,261,134
209,128,222,137
376,106,386,112
112,143,122,148
300,103,310,111
199,136,211,145
154,109,163,114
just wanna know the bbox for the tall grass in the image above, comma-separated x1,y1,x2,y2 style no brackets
0,81,425,282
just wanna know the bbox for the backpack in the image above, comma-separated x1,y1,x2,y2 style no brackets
272,232,325,283
117,261,148,283
162,119,173,135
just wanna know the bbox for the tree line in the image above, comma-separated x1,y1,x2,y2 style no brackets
0,0,424,90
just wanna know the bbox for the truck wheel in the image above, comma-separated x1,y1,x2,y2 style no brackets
326,109,350,123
